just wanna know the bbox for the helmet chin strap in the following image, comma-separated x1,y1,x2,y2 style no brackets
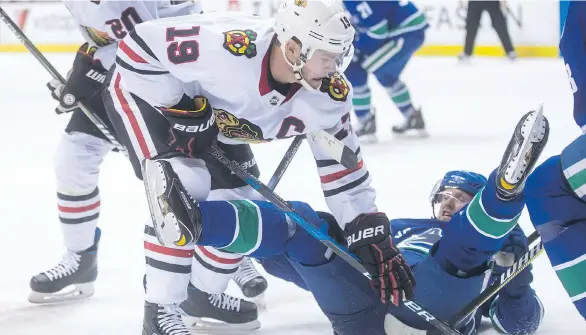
280,44,318,92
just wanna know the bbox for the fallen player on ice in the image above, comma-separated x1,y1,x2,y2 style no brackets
180,109,548,334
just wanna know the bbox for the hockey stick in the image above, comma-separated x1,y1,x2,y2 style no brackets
449,230,543,328
267,136,305,190
0,6,127,156
209,142,463,335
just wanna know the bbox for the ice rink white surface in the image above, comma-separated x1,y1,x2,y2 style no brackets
1,54,585,334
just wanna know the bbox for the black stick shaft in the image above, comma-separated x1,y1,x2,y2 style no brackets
267,136,304,191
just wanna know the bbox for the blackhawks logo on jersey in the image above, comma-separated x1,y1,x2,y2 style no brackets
294,0,307,7
320,73,349,102
223,29,258,59
215,109,268,143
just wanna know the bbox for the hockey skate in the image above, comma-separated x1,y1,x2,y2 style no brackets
143,301,192,335
496,105,549,200
28,228,100,304
355,112,377,143
232,257,268,308
391,108,428,137
181,284,260,333
143,159,202,247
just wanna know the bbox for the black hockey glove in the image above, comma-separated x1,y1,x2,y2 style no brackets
344,212,415,306
48,42,107,114
160,96,219,158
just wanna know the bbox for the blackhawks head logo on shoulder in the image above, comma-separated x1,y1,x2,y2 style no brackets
223,29,258,59
320,73,349,102
294,0,308,8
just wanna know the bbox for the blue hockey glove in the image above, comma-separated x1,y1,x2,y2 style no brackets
493,227,533,299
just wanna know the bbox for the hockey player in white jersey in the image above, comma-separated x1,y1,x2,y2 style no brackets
30,0,266,330
102,0,415,334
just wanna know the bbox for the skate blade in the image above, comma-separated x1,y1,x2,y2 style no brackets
357,134,378,144
501,105,547,186
28,282,95,304
392,128,429,139
251,293,267,311
143,160,185,247
142,160,168,246
182,315,261,333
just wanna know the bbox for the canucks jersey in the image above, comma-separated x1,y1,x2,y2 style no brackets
63,0,202,68
345,1,428,39
110,12,376,228
560,1,586,132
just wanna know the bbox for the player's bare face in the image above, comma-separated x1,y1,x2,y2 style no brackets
302,50,342,89
437,189,474,222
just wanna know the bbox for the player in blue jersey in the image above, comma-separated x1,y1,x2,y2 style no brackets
255,169,545,335
524,0,586,320
154,107,548,334
343,1,429,140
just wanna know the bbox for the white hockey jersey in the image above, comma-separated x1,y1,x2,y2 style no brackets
63,0,202,68
111,12,378,228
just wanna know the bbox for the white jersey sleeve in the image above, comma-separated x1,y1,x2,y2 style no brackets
307,102,377,229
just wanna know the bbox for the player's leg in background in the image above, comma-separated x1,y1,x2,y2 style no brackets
526,137,586,320
257,253,308,291
485,0,516,59
460,1,484,60
103,71,212,334
29,93,114,304
180,143,265,331
345,51,376,140
370,32,427,136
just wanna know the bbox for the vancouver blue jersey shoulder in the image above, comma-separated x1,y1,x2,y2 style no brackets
344,0,428,40
391,218,445,266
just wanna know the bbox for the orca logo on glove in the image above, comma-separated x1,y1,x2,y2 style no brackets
347,225,386,247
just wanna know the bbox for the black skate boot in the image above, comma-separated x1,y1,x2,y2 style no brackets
181,284,260,332
355,112,377,143
233,258,268,308
28,228,100,304
143,301,191,335
392,108,428,137
143,159,203,247
496,106,549,200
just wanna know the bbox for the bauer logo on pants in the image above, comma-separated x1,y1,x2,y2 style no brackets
223,29,258,59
